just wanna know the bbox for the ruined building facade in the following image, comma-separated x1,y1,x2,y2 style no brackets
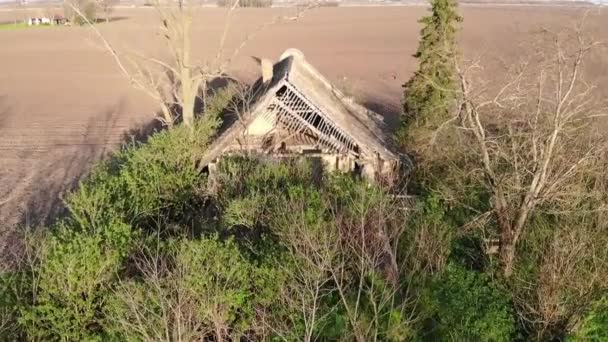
200,49,410,182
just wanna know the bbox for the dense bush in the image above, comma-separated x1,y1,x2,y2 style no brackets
12,115,217,339
571,296,608,341
214,157,417,340
66,115,219,233
423,263,516,341
19,223,131,340
103,236,286,340
510,212,608,340
0,105,544,341
1,123,422,340
3,110,221,339
3,110,596,340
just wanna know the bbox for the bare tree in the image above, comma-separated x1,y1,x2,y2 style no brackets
510,209,608,338
97,0,119,23
65,0,97,24
269,185,416,342
455,25,607,278
106,237,268,341
72,0,315,128
12,0,27,26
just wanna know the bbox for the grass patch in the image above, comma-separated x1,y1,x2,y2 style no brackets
0,22,57,30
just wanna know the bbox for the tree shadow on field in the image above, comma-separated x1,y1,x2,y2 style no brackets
22,109,121,226
361,98,401,131
14,74,237,222
122,119,164,146
0,100,128,268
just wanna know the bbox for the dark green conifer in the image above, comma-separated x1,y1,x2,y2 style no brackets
402,0,462,128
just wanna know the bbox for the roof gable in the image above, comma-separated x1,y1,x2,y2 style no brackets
200,49,405,171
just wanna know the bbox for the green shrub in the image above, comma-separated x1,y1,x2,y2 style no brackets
5,114,525,341
66,115,218,233
226,161,416,341
398,193,456,279
104,236,287,340
16,112,220,339
0,272,28,340
571,296,608,341
422,263,516,341
215,157,314,229
19,222,131,340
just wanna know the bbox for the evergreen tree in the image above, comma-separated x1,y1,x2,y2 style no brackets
402,0,462,129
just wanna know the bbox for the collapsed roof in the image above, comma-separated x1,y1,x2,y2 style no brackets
200,48,410,181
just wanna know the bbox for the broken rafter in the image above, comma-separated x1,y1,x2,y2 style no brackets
270,82,359,155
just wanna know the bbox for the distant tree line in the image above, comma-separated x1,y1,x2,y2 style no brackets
216,0,273,8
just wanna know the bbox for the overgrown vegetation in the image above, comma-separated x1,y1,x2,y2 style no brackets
572,296,608,341
396,0,608,340
0,116,524,339
1,0,607,340
0,80,519,339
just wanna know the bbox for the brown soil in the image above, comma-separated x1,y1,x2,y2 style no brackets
0,6,607,264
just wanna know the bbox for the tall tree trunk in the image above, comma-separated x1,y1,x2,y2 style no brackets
499,233,516,278
181,70,194,127
180,14,195,128
498,204,530,278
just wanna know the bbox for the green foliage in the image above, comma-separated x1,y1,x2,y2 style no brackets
571,296,608,341
19,222,131,341
0,22,56,30
0,89,555,342
15,106,222,339
398,0,465,207
0,272,28,340
423,263,516,341
216,157,315,229
66,115,219,232
5,149,524,341
399,193,455,276
510,211,608,340
104,236,286,340
251,163,414,340
177,237,283,334
400,0,462,147
63,80,229,234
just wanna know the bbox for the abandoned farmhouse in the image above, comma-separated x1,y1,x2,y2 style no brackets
200,48,410,182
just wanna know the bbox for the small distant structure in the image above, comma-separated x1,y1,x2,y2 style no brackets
53,15,68,26
27,15,69,26
200,48,411,183
27,17,42,26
